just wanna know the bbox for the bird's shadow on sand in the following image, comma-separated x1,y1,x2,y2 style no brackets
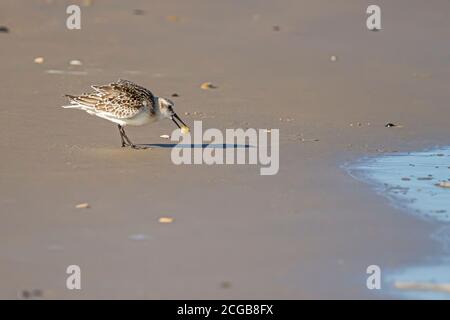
139,143,253,149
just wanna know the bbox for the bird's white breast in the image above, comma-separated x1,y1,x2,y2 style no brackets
121,108,156,126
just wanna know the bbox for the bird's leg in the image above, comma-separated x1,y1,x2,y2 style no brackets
118,125,127,147
119,126,134,147
119,126,147,150
121,127,135,147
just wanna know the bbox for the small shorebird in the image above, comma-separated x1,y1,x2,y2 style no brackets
62,79,188,149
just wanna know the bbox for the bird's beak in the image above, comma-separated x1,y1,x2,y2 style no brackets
171,113,187,129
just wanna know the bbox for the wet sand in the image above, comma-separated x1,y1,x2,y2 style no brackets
1,0,450,299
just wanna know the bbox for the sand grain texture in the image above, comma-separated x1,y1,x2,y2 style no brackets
1,0,449,299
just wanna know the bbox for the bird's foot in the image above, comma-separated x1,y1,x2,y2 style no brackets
120,141,150,150
130,144,150,150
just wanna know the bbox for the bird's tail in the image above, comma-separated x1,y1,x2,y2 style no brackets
61,104,96,113
62,94,86,109
62,105,80,109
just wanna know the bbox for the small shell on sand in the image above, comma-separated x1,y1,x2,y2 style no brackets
330,55,338,62
69,59,82,66
34,57,44,64
200,82,217,90
160,134,170,139
46,69,88,76
181,126,190,134
158,217,174,224
301,138,320,142
395,281,450,294
437,181,450,188
166,15,180,23
75,203,90,209
82,0,93,7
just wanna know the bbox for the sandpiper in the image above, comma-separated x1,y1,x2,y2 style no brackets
62,79,189,149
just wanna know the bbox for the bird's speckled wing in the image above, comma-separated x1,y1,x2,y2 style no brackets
65,79,156,119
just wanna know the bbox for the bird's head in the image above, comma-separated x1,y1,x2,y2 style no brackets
157,97,189,130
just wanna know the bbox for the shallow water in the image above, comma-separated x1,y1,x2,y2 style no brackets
350,147,450,222
347,147,450,299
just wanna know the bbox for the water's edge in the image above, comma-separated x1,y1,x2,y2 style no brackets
344,146,450,299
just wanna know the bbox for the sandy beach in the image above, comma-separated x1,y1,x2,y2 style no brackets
1,0,450,299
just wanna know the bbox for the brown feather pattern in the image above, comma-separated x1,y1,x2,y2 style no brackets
65,79,156,119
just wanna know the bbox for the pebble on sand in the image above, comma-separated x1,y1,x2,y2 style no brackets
330,55,338,62
18,289,43,299
75,203,90,209
0,26,9,33
34,57,44,64
272,25,281,32
133,9,146,16
200,82,217,90
158,217,174,224
385,122,405,128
